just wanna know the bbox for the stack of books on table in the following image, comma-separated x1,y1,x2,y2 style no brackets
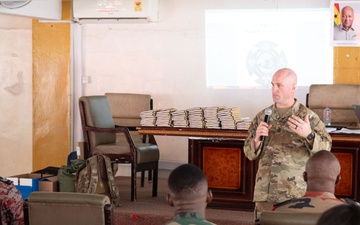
187,107,205,128
140,110,157,126
155,108,176,127
203,106,224,129
236,117,252,130
171,109,189,127
218,107,242,129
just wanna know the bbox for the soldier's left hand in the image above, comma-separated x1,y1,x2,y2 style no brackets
287,113,312,138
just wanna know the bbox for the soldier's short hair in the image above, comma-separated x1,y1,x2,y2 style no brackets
168,164,207,196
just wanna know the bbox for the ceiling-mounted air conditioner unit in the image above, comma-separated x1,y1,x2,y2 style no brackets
0,0,62,20
73,0,159,24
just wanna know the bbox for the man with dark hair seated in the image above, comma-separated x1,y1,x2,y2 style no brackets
164,164,216,225
0,177,24,225
316,203,360,225
272,150,348,212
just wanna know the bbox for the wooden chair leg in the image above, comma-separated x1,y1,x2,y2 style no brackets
140,171,145,187
148,169,153,183
131,163,136,201
152,167,158,197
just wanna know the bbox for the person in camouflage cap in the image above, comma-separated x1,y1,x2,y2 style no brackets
243,68,332,222
0,177,24,225
163,164,216,225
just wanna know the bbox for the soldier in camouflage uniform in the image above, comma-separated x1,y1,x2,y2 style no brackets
163,164,216,225
243,68,332,221
273,150,347,212
0,177,24,225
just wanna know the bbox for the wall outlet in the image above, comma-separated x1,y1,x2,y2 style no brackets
81,76,91,84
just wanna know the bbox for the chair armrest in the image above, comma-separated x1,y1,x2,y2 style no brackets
84,125,136,148
117,125,157,145
84,125,128,133
126,126,137,131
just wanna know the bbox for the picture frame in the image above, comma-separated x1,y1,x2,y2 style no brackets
332,0,360,46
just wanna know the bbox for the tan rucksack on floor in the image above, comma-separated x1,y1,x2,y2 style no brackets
75,154,121,207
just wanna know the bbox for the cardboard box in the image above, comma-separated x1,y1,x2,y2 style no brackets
38,176,58,192
7,173,52,199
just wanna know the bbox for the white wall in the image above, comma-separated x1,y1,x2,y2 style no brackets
76,0,330,165
0,14,32,176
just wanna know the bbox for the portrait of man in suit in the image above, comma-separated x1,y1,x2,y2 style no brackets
333,3,358,41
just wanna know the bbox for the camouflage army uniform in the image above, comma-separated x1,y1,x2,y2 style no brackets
273,191,346,213
163,212,217,225
0,177,24,225
244,100,332,204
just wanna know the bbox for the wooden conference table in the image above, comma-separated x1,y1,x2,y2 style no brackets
137,126,360,211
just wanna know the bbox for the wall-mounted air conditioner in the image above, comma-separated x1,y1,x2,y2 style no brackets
73,0,159,24
0,0,62,20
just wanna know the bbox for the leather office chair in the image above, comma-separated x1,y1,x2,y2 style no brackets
78,95,159,201
24,192,113,225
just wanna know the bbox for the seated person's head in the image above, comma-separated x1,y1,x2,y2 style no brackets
316,203,360,225
303,150,341,192
166,164,212,215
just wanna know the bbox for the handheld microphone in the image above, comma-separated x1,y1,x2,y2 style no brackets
260,108,273,141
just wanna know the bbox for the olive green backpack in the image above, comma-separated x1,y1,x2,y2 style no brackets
57,159,86,192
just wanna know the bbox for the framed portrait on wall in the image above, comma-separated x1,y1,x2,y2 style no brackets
332,0,360,46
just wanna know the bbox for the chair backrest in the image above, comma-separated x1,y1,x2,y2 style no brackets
79,96,117,151
105,93,151,127
105,93,152,144
260,211,321,225
25,192,113,225
307,84,360,126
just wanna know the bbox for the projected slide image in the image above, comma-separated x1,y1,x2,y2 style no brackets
205,9,333,89
246,41,287,87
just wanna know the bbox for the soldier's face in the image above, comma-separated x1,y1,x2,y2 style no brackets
271,73,295,108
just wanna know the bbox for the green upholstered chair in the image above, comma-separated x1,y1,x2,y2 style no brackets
260,211,321,225
24,192,113,225
78,95,159,201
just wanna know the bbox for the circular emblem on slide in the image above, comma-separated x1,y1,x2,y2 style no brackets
246,41,287,86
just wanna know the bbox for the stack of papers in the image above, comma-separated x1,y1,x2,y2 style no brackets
155,108,176,127
236,117,252,130
327,127,360,134
187,107,205,128
171,110,189,127
218,107,242,129
141,106,248,129
203,106,225,129
140,110,157,126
